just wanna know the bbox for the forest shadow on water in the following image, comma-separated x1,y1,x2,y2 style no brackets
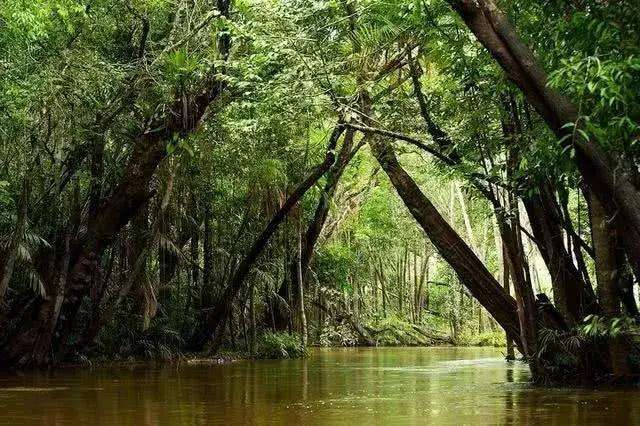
1,347,639,425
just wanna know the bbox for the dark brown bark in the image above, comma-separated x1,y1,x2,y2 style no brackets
489,172,538,363
408,57,460,163
503,243,516,361
616,254,639,318
500,93,596,323
523,185,597,323
447,0,640,271
83,176,176,349
3,104,202,365
558,191,594,286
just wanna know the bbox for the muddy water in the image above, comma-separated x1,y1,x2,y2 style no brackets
0,347,638,425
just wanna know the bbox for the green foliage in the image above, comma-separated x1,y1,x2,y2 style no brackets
535,327,584,383
164,49,203,87
457,331,506,348
254,332,307,359
316,242,357,293
98,317,184,362
318,323,359,347
580,315,636,339
369,316,429,346
0,181,10,207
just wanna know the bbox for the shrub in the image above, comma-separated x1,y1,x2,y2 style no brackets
472,331,506,347
458,330,506,347
318,323,358,347
254,332,307,359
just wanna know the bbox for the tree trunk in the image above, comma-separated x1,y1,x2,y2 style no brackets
447,0,640,271
589,192,632,378
503,243,516,361
79,176,175,351
410,58,537,361
202,127,344,352
367,136,523,352
296,224,308,347
523,185,597,322
0,0,232,368
274,129,358,328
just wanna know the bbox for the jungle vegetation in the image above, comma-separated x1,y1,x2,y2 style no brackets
1,0,639,385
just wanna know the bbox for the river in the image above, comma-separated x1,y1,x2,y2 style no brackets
0,347,639,424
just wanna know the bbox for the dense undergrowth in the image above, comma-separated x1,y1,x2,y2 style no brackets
79,315,506,364
456,331,507,348
254,332,308,359
316,316,502,348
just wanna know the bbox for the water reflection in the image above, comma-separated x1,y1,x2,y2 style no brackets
0,347,638,425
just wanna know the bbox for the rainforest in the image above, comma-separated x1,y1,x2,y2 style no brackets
1,0,640,423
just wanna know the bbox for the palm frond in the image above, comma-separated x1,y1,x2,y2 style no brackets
26,269,46,297
16,242,32,263
23,230,51,249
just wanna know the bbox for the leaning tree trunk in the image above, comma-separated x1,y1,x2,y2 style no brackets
367,136,523,352
482,164,538,367
273,129,358,329
447,0,640,271
500,93,597,323
201,127,345,353
523,185,597,323
76,177,175,352
0,0,234,368
409,64,537,359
